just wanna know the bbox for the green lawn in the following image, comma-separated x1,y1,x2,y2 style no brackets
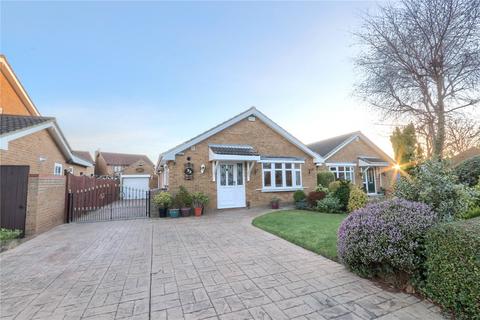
252,210,348,261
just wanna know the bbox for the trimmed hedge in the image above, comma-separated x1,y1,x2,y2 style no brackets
423,217,480,320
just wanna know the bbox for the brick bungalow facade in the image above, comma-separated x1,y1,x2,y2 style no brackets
157,107,323,209
308,131,397,195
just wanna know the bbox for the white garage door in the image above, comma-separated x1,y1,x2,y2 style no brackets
121,175,150,199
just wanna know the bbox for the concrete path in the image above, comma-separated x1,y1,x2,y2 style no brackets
0,208,445,320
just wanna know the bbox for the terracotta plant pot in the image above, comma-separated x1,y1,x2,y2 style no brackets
194,207,202,217
168,208,180,218
180,207,191,217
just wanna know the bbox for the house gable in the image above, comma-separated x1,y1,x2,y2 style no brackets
327,136,393,164
159,107,322,165
0,55,40,116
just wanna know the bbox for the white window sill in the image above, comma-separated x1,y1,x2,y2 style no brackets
260,187,304,193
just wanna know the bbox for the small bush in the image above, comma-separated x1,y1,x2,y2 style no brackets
307,191,326,207
455,155,480,187
177,186,192,207
338,199,437,282
333,180,351,211
314,185,329,193
458,206,480,220
394,160,470,221
293,190,306,203
153,192,173,208
423,218,480,319
0,228,22,241
328,181,341,193
347,185,368,213
316,195,342,213
317,171,335,188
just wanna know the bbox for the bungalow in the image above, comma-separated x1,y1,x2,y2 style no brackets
157,107,323,209
308,131,396,195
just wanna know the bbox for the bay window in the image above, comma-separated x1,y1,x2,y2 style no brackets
329,165,354,182
262,162,302,190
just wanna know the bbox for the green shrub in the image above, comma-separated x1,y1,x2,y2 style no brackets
458,206,480,220
394,160,471,221
317,171,335,188
314,185,329,193
191,192,209,207
152,192,173,208
316,195,342,213
174,186,192,208
293,190,306,203
423,218,480,319
328,180,341,193
455,155,480,187
295,199,309,210
347,185,368,213
0,228,22,241
333,180,351,211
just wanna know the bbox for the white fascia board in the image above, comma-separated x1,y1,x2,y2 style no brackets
325,162,357,166
121,174,151,179
0,120,92,167
160,107,324,163
358,159,389,167
209,154,261,161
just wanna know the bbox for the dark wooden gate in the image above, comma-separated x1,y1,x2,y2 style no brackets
0,165,29,235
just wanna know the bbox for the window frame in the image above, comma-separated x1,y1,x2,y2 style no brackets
54,163,63,176
261,161,303,192
329,165,355,182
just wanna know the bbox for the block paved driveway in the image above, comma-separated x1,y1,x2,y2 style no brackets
0,208,444,320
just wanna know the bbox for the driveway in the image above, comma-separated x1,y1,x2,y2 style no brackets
0,208,444,320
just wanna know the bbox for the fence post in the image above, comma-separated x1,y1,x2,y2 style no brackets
147,190,151,217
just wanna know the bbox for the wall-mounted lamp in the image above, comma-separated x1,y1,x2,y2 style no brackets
39,156,47,162
200,164,206,174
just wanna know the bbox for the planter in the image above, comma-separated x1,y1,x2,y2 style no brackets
159,207,168,218
194,207,202,217
168,208,180,218
271,202,280,209
180,207,191,217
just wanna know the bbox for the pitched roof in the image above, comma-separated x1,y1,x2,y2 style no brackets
307,131,359,157
158,107,323,165
99,151,154,167
308,131,395,164
72,150,94,164
1,114,54,135
0,114,92,167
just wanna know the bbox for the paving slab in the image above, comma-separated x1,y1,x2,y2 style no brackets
0,208,446,319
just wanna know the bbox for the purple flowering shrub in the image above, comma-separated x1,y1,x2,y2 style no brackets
338,199,437,279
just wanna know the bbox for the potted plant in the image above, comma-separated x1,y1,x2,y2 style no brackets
178,186,192,217
271,196,280,209
169,195,181,218
153,192,172,218
192,192,209,216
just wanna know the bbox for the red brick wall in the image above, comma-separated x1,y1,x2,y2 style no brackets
25,175,66,236
0,129,91,175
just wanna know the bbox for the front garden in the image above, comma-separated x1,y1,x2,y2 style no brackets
253,156,480,320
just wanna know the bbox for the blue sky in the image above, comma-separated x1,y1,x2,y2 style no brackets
2,1,393,162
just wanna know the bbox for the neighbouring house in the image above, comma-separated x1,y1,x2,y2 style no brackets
0,55,94,236
308,131,396,195
95,151,155,190
157,107,323,209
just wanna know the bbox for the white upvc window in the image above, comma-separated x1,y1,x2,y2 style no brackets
54,163,63,176
262,162,302,191
329,166,354,182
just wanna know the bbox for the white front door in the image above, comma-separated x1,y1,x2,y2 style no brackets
217,162,246,209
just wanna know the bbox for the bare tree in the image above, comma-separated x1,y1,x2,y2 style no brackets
444,115,480,156
355,0,480,158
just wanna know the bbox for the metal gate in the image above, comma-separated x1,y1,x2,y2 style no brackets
0,165,29,235
67,186,150,222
